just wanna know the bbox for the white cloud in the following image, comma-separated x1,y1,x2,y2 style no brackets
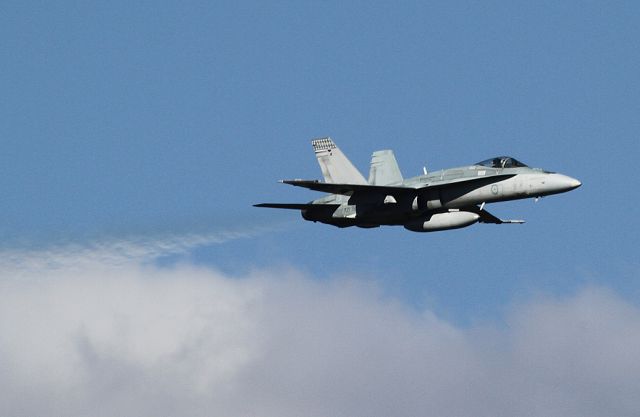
0,244,639,417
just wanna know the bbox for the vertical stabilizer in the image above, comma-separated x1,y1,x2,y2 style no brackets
312,138,367,184
368,150,403,185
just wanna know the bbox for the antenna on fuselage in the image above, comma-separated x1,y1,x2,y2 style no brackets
423,166,428,175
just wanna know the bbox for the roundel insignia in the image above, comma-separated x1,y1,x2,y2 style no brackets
491,184,499,195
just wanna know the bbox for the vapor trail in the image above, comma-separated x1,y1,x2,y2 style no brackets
0,224,280,272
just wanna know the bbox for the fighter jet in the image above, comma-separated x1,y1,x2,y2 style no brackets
255,138,581,232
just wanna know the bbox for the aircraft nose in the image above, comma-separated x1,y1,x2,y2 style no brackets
548,174,581,193
568,177,582,189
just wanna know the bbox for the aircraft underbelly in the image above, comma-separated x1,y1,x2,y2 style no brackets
303,202,413,227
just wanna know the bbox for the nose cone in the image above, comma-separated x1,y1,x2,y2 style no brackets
547,174,582,194
567,177,582,189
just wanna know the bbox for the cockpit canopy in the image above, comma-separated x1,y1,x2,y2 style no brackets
475,156,528,169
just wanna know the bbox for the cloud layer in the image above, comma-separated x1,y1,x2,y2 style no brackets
0,244,639,417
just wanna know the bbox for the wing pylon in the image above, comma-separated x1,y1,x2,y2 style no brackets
468,203,525,224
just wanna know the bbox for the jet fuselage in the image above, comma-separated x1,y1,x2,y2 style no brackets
256,139,581,233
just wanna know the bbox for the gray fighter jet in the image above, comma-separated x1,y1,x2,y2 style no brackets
255,138,581,232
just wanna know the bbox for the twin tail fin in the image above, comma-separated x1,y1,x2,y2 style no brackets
312,138,367,184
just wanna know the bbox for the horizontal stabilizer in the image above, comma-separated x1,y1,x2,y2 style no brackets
254,203,339,210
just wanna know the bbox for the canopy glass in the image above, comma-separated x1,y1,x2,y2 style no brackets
475,156,528,168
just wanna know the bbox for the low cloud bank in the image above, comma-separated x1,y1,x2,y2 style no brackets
0,247,638,417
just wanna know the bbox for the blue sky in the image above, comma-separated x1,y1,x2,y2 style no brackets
2,1,639,323
2,2,640,415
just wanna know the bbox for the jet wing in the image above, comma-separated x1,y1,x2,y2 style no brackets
280,180,415,196
281,174,516,196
